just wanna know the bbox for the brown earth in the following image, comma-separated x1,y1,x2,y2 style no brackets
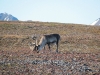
0,21,100,75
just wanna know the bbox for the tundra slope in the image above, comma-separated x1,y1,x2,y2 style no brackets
0,21,100,75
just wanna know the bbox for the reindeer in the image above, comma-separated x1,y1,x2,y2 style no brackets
29,34,60,53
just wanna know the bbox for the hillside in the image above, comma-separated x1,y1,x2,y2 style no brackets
0,21,100,53
0,21,100,75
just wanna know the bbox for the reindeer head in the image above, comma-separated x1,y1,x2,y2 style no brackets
29,42,38,51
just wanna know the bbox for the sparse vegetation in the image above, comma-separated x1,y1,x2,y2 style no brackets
0,21,100,75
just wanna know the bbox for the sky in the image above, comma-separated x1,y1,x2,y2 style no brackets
0,0,100,25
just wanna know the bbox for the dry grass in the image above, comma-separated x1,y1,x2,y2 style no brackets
0,21,100,53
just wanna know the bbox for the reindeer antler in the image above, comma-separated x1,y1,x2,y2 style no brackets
31,35,37,40
31,34,39,46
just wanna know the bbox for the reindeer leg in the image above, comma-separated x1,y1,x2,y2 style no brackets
48,43,51,51
56,45,58,53
43,46,45,53
44,46,45,50
56,42,59,53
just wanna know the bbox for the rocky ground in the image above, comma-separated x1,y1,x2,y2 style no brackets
0,47,100,75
